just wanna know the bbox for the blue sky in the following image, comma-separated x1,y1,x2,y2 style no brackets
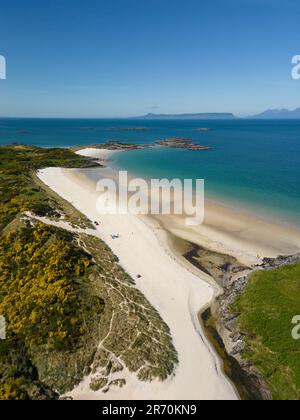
0,0,300,117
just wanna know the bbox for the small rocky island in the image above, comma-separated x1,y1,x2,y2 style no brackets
155,138,211,151
73,138,211,153
108,127,151,131
103,141,151,150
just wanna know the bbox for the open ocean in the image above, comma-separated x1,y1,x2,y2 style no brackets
1,118,300,227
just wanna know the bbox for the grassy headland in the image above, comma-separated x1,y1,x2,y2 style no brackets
232,263,300,400
0,145,177,399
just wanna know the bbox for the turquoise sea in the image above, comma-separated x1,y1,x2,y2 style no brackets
1,118,300,227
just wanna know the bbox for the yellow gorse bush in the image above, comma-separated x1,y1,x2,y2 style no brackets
0,223,91,349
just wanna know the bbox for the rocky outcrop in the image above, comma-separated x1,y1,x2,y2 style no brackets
155,138,211,151
214,253,300,400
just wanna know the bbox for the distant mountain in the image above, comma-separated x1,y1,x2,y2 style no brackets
252,108,300,119
133,112,237,120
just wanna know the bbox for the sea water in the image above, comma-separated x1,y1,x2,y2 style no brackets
1,118,299,226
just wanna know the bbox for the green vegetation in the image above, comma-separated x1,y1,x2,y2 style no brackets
0,223,102,399
232,263,300,400
83,235,178,386
0,145,92,231
0,224,94,348
0,145,177,399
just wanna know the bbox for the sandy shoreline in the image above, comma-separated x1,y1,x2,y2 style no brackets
153,201,300,267
76,147,121,160
36,147,300,400
37,159,238,400
76,148,300,266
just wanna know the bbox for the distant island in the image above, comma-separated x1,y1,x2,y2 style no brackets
251,107,300,119
131,108,300,120
133,112,237,120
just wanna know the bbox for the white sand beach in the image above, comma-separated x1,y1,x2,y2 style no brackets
37,162,238,400
76,148,120,160
37,147,300,400
78,148,300,267
154,202,300,267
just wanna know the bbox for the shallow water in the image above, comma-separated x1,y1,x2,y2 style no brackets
1,118,300,226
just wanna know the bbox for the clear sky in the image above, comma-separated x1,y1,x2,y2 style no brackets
0,0,300,118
